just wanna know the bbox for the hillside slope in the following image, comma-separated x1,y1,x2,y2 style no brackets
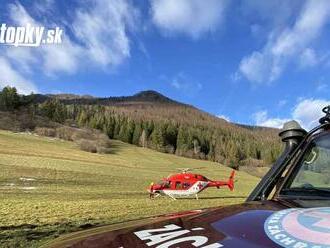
0,130,259,247
34,90,282,168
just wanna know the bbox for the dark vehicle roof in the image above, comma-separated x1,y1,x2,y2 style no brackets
45,201,285,248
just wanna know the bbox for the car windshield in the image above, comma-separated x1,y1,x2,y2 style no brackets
281,132,330,197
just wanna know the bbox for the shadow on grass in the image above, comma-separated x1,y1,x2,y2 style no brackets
0,221,101,248
175,195,247,200
198,196,246,200
106,142,122,154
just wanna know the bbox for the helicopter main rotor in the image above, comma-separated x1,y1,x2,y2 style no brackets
176,167,205,173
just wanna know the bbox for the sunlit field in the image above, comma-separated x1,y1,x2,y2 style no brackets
0,130,260,247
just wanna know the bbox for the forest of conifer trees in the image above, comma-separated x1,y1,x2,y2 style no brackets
0,86,283,169
37,98,282,169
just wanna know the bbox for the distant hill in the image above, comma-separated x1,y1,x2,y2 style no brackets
34,90,184,106
36,90,277,132
30,90,282,168
34,90,244,125
0,87,282,169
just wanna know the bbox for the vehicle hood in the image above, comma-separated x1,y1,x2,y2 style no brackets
45,200,294,248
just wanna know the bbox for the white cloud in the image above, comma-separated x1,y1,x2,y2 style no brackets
5,47,38,74
171,79,181,89
229,72,241,82
314,78,329,92
170,73,202,94
0,57,37,94
239,0,330,84
32,0,55,15
316,83,328,92
150,0,227,38
299,48,318,68
240,1,302,28
73,0,138,67
8,0,139,73
0,1,139,93
253,110,289,129
278,99,287,108
253,98,330,130
239,51,279,84
292,98,330,130
217,115,230,122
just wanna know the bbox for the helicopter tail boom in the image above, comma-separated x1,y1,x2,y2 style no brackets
208,170,236,191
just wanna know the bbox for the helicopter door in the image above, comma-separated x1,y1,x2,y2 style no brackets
175,181,183,190
183,182,191,189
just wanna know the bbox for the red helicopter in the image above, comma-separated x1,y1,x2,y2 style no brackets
148,168,236,200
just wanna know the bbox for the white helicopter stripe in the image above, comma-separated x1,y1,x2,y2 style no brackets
161,181,208,198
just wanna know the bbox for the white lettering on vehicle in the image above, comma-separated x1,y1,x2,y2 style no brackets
134,224,223,248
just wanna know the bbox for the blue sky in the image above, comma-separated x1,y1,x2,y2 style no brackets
0,0,329,129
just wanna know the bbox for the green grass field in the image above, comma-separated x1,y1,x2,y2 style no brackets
0,130,260,247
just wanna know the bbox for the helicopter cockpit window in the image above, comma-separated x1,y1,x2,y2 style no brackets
158,180,170,188
164,181,170,188
281,132,330,197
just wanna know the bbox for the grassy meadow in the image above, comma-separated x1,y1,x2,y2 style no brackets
0,130,260,247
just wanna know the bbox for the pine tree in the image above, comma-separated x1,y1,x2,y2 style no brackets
132,123,142,145
77,110,88,126
165,123,178,148
0,86,20,110
140,129,147,147
39,99,67,123
151,123,165,150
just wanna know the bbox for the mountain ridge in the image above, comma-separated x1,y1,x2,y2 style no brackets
34,90,277,130
0,86,282,169
35,90,184,105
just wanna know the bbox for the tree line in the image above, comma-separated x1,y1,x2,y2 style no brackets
0,86,34,111
38,98,282,169
0,86,283,169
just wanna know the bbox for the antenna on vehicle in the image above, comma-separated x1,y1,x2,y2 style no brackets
319,105,330,124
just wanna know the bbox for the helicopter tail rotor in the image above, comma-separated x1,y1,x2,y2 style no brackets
227,170,236,191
